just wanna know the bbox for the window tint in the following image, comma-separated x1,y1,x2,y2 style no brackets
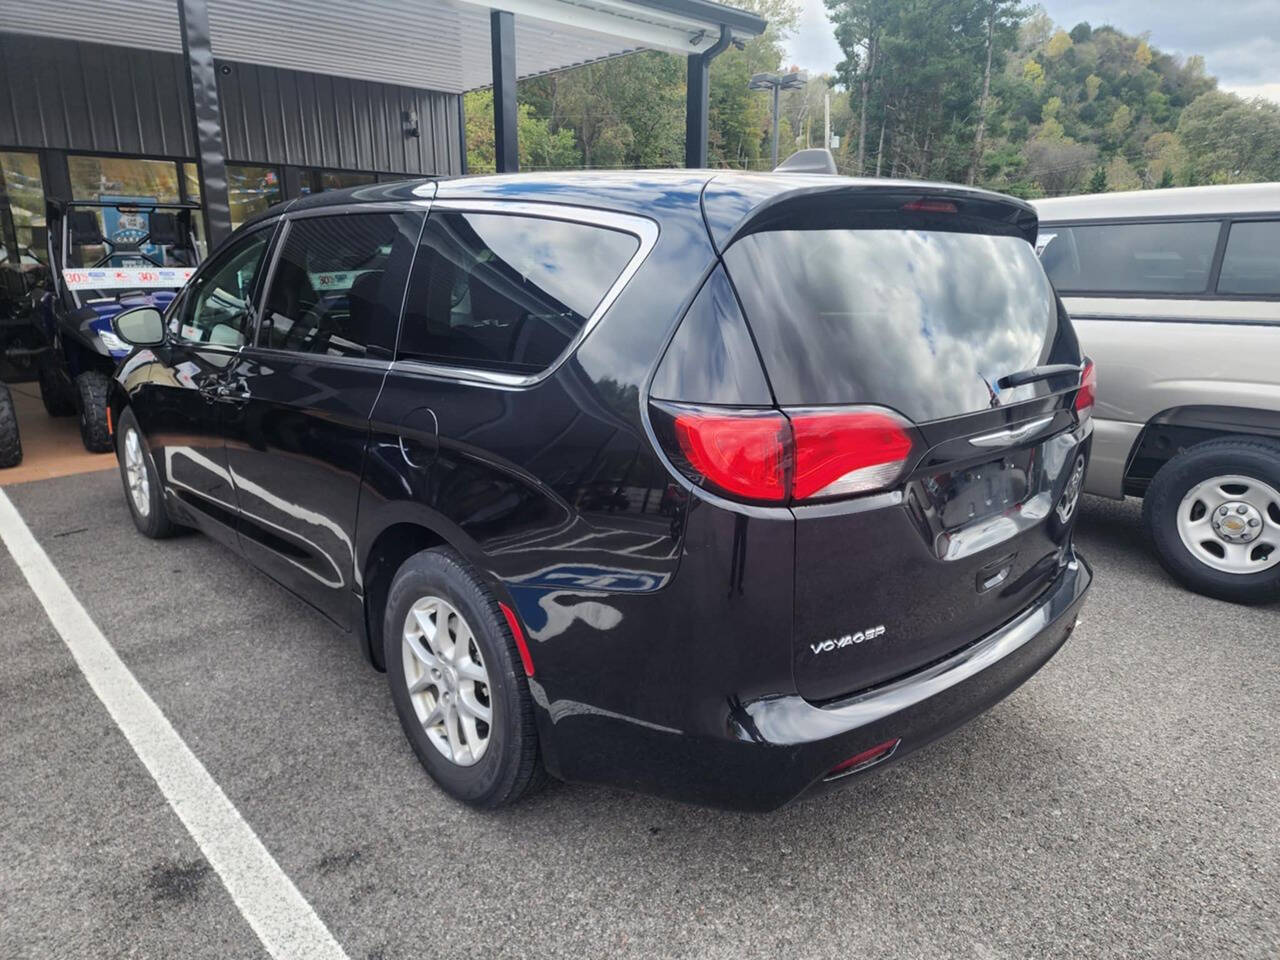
175,228,271,346
261,212,422,359
1217,221,1280,296
724,229,1063,421
398,212,639,373
1039,220,1221,294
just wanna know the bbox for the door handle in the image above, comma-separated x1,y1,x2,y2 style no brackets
201,382,250,402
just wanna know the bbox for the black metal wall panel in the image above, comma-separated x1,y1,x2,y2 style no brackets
216,56,459,175
0,32,460,175
0,33,195,156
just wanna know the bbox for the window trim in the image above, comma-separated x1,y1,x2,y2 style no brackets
390,199,659,388
1040,214,1280,302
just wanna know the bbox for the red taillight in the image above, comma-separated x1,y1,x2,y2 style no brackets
673,411,789,502
666,404,916,504
825,738,901,780
1075,360,1096,421
790,409,916,500
902,198,957,214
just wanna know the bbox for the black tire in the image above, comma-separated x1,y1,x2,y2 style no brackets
115,407,176,539
1143,437,1280,605
75,370,113,452
0,383,22,468
384,547,544,808
38,363,75,416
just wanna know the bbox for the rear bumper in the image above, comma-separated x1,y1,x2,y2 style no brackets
549,550,1091,811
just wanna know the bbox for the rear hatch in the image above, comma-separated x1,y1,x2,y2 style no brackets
664,184,1091,703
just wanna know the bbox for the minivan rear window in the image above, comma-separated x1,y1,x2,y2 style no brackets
723,229,1060,423
1039,220,1221,294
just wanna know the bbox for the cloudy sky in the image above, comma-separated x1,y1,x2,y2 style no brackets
783,0,1280,103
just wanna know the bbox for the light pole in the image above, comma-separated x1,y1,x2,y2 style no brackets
749,70,808,168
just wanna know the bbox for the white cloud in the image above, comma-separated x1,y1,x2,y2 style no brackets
1221,82,1280,105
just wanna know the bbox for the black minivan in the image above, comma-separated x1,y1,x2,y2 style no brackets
105,171,1092,810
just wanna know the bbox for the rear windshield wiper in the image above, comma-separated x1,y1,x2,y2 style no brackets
997,364,1082,390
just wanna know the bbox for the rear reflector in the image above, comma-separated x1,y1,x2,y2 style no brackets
661,402,917,505
1075,359,1096,421
498,602,535,677
825,738,901,780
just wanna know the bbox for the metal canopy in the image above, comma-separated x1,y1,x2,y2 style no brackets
0,0,763,94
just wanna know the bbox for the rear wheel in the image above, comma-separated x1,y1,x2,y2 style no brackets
115,407,175,538
75,370,112,452
1143,438,1280,604
383,547,544,808
0,383,22,468
38,363,75,416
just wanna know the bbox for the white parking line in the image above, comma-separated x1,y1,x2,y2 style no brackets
0,489,350,960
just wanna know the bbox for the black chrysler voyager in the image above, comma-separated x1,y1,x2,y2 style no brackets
105,171,1092,810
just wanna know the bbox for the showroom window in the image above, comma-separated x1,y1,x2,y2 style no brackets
398,212,639,373
69,155,184,203
259,211,422,359
227,164,283,230
321,170,377,191
1216,221,1280,296
1040,220,1223,295
0,150,46,266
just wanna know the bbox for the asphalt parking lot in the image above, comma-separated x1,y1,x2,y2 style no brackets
1,468,1276,960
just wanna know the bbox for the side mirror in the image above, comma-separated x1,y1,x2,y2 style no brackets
112,306,166,347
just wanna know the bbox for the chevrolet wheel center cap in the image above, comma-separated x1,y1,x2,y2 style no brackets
1213,502,1262,543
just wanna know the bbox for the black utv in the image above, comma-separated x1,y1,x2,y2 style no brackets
35,199,200,451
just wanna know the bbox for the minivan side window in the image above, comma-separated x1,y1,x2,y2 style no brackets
260,211,423,359
398,212,639,373
174,227,271,346
1217,221,1280,296
1040,220,1221,295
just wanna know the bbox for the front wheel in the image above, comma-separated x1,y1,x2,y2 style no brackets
75,370,113,452
115,407,176,539
0,383,22,468
384,547,544,808
1143,437,1280,605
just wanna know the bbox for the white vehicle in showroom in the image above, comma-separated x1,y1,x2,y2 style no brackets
1036,184,1280,604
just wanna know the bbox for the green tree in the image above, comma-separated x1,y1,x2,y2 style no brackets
1178,90,1280,183
1088,166,1107,192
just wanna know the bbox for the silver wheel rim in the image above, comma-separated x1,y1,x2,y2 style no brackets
124,428,150,517
1176,473,1280,575
402,596,493,766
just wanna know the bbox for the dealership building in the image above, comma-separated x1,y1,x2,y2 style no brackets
0,0,764,266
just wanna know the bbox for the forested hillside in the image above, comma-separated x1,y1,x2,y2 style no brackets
465,1,1280,196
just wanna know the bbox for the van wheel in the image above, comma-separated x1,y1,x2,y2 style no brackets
1143,438,1280,604
0,383,22,468
75,371,113,452
115,407,176,539
384,547,544,807
38,364,76,416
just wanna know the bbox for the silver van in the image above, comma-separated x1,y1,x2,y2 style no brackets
1035,185,1280,604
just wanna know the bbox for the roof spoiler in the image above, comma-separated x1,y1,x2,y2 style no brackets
774,148,837,175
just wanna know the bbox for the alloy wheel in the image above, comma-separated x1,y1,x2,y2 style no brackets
401,596,493,766
124,428,151,517
1176,474,1280,575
